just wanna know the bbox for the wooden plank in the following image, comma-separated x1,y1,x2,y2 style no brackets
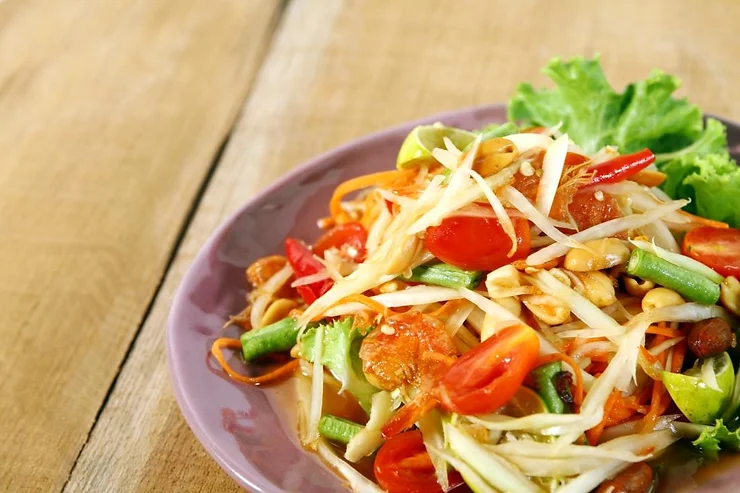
65,0,740,491
0,0,282,491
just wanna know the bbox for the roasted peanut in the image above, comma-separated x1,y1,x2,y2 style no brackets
378,280,408,294
720,276,740,316
573,271,617,308
687,318,737,359
623,276,655,297
564,238,630,272
473,138,519,177
261,298,298,327
246,255,287,287
641,288,684,311
522,294,571,325
486,264,521,290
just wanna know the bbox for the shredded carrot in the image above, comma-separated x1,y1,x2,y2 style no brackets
211,338,299,385
631,170,666,187
677,210,729,229
671,339,687,373
535,352,585,406
641,334,671,432
315,293,393,322
430,299,468,320
639,346,660,366
329,170,414,219
646,324,683,338
360,190,382,230
587,390,620,445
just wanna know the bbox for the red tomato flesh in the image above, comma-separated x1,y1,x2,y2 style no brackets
683,227,740,277
374,430,463,493
425,216,530,271
439,324,540,415
312,222,368,262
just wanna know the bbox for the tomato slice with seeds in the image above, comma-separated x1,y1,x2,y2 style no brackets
683,226,740,277
374,430,463,493
439,324,540,415
425,216,530,271
312,221,368,262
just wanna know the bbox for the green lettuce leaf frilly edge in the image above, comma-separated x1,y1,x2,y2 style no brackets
506,56,739,228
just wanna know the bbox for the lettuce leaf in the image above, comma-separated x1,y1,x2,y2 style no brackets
507,56,739,227
508,56,723,156
300,318,378,411
677,420,740,462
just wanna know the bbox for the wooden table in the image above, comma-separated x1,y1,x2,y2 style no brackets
2,0,739,491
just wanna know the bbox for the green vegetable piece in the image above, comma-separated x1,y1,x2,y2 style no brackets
662,352,735,424
626,248,720,305
507,55,713,156
300,318,378,412
318,415,364,444
675,419,740,462
403,263,484,290
240,316,298,361
506,55,739,228
531,362,569,414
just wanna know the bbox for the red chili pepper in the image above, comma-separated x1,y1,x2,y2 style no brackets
584,149,655,188
284,238,333,304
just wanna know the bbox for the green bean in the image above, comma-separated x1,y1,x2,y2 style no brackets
532,361,569,414
404,263,483,290
240,316,298,361
626,249,720,305
318,415,364,444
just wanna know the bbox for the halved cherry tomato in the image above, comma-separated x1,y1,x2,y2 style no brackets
439,324,540,415
583,149,655,187
374,430,463,493
312,222,368,262
284,238,333,304
682,227,740,277
425,216,530,271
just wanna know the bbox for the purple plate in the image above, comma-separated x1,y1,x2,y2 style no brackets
168,104,740,492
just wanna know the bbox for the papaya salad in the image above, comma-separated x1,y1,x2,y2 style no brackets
210,57,740,493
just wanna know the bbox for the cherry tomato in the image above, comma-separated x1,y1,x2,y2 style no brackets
425,216,530,271
284,238,333,304
312,222,368,262
583,149,655,187
682,227,740,277
374,430,463,493
439,324,540,415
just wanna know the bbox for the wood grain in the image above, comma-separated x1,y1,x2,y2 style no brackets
0,0,282,491
64,0,740,491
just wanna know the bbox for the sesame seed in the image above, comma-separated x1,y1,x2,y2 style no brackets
380,325,395,335
594,190,604,201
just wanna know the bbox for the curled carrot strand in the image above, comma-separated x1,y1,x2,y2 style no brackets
329,170,413,219
211,338,298,385
646,324,683,338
